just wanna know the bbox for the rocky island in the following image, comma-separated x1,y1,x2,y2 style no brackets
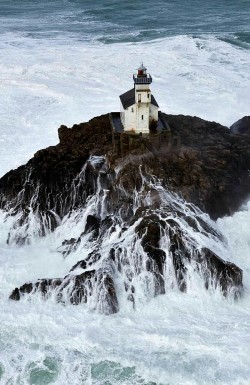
0,111,249,314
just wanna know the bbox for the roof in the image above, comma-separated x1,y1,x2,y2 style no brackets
119,88,159,109
138,63,147,71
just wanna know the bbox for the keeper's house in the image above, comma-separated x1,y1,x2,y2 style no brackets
109,64,175,155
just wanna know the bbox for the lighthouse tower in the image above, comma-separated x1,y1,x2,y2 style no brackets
119,64,159,134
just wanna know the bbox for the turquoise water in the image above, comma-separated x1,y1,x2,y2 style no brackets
0,0,249,44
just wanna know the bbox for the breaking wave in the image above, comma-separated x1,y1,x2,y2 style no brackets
0,155,249,383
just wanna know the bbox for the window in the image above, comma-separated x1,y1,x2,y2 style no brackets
138,94,141,102
131,108,134,112
141,115,144,120
148,93,150,99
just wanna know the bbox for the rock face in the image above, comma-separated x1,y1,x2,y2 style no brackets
230,116,250,135
10,269,119,314
1,113,250,220
1,113,249,313
158,114,250,219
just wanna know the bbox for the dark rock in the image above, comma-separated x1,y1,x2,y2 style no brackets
199,248,243,297
1,113,250,222
96,272,119,314
58,237,80,257
159,114,250,219
9,269,119,314
84,215,100,238
133,210,243,297
66,271,94,305
135,213,165,248
85,250,102,266
0,114,112,222
144,244,166,275
3,112,249,311
9,287,20,301
9,279,62,301
19,282,33,294
98,216,116,238
230,116,250,135
70,260,87,272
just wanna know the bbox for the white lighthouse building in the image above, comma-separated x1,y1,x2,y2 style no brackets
119,64,159,134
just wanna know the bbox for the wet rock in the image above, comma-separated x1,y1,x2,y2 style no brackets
133,211,243,297
135,213,165,248
230,116,250,135
84,215,100,239
66,270,94,305
0,114,112,221
9,269,119,314
1,113,250,222
98,216,116,238
9,279,62,301
159,114,250,219
70,260,87,272
3,112,249,311
199,248,243,297
58,237,80,257
144,245,166,275
9,288,21,301
95,271,119,315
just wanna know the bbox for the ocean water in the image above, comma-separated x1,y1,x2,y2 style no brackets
0,1,250,384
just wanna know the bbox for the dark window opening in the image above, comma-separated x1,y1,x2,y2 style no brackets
148,93,150,98
138,94,141,102
131,108,134,112
141,115,144,120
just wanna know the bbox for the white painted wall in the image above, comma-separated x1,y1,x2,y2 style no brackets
124,104,137,132
121,86,159,134
135,84,151,104
136,102,150,133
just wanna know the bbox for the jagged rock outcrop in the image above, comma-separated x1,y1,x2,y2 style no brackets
10,268,119,314
230,116,250,135
157,114,250,218
1,114,250,219
1,113,249,313
0,115,112,219
9,206,243,310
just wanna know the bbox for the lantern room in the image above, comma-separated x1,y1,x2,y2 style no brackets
137,63,147,76
133,63,152,85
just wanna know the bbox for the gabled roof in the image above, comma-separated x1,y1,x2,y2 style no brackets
119,88,159,109
119,88,135,109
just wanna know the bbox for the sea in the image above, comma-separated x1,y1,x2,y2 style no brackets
0,1,250,384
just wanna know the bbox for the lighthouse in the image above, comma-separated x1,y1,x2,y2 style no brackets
119,64,159,134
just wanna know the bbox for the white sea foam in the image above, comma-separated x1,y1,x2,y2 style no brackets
0,161,250,384
0,34,250,176
0,31,250,385
0,220,250,384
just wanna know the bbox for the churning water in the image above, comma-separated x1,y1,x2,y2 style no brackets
0,1,250,384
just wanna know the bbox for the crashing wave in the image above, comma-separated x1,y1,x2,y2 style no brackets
6,155,242,313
